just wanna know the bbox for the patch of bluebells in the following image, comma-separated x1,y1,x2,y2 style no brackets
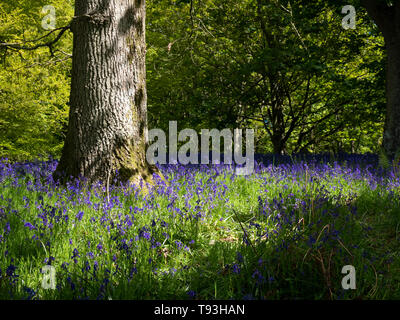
0,154,399,298
174,240,190,252
5,264,19,287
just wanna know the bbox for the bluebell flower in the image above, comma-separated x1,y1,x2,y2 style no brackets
75,211,84,221
232,263,241,274
71,248,80,263
175,240,183,250
6,264,17,277
23,286,36,300
24,222,36,230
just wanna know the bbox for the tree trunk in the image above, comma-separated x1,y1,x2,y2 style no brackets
54,0,157,185
383,38,400,159
361,0,400,159
271,133,285,155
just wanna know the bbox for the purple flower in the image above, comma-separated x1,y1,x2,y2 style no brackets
24,222,36,230
252,269,266,286
6,264,17,276
232,263,241,274
75,211,84,221
131,266,137,274
236,252,244,263
23,286,36,300
169,268,177,275
307,235,316,247
44,256,55,265
175,240,183,250
71,248,80,262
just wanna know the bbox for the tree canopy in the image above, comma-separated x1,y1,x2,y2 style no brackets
0,0,388,160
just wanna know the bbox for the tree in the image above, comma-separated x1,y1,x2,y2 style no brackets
361,0,400,159
54,0,157,185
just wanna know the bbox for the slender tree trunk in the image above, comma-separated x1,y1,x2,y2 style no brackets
271,133,285,154
54,0,157,185
271,107,287,154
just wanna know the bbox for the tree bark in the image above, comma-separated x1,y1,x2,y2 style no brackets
383,37,400,159
271,134,285,154
361,0,400,159
54,0,157,185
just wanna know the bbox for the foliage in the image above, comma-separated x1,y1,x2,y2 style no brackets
0,0,388,159
0,0,73,160
146,0,386,154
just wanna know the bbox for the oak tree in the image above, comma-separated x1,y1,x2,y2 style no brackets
54,0,157,184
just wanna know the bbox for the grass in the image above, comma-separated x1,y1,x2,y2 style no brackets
0,154,399,300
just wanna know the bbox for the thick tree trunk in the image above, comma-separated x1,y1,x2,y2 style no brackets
383,39,400,159
54,0,157,185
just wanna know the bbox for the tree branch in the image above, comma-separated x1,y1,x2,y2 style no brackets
0,25,71,53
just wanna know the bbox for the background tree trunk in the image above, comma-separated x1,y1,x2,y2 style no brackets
383,38,400,159
54,0,157,185
362,0,400,159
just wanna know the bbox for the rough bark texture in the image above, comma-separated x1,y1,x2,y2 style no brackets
54,0,158,185
362,0,400,159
